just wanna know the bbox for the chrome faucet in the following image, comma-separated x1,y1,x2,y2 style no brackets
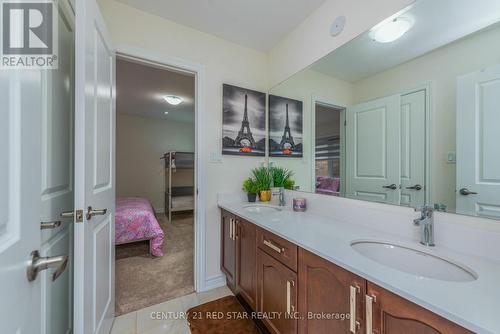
278,187,286,207
414,206,435,247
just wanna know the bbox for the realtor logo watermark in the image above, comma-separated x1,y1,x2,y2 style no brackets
1,0,58,69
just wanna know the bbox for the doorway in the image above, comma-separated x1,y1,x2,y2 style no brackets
114,56,196,315
314,103,345,197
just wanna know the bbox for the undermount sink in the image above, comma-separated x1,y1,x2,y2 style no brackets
351,241,478,282
243,204,282,214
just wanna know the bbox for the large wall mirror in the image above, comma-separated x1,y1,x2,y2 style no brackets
268,0,500,219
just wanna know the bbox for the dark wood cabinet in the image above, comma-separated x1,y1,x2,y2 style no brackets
298,248,366,334
220,210,236,290
366,282,473,334
220,210,474,334
236,218,257,309
257,249,298,334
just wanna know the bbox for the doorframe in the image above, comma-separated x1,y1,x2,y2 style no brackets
310,95,347,195
114,45,207,292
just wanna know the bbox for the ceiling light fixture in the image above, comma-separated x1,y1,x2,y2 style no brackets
164,111,169,115
369,16,414,43
163,95,183,105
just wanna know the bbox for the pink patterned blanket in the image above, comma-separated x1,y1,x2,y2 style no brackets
115,197,164,257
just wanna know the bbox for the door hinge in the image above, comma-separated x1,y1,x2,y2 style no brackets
75,210,84,223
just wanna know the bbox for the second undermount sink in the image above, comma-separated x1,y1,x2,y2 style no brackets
243,204,282,214
351,241,478,282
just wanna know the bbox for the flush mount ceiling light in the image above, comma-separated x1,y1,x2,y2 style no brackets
369,17,414,43
163,95,183,105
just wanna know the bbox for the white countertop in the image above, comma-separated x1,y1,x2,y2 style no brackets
219,200,500,334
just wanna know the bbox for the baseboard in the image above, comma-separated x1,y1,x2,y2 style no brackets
203,274,226,291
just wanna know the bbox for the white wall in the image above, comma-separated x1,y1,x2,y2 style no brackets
98,0,269,282
353,24,500,210
268,0,415,87
270,69,353,192
116,114,194,212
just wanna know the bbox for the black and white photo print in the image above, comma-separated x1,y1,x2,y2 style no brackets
222,84,266,156
269,95,303,157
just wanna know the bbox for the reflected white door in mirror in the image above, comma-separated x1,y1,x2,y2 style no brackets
345,90,426,207
457,64,500,219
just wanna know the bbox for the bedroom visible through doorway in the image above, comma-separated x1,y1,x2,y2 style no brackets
114,56,196,315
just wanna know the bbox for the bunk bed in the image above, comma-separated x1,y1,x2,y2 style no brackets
162,151,194,222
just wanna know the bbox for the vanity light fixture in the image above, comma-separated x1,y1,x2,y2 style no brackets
370,16,414,43
163,95,183,105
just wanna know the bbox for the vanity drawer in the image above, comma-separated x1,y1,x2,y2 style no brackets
257,227,297,272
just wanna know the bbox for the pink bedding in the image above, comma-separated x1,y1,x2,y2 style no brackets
115,197,164,257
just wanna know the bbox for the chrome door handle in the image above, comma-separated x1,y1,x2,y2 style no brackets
86,206,107,220
406,184,422,191
459,188,478,196
40,221,62,230
60,210,74,218
382,184,398,190
27,250,69,282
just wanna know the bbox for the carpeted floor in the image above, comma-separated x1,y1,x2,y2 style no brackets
115,212,194,316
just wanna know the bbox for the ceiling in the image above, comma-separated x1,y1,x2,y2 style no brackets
311,0,500,82
115,0,326,51
116,57,195,123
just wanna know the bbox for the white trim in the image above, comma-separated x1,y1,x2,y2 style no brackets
203,274,227,292
115,44,207,292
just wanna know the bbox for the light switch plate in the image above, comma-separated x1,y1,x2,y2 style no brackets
209,152,223,163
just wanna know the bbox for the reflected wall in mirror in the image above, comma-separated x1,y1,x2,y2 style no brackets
268,0,500,219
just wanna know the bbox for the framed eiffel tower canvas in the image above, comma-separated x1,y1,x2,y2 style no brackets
222,84,266,156
269,95,303,157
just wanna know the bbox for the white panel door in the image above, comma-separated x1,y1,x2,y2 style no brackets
346,95,401,204
40,1,75,334
74,1,116,334
400,90,426,207
457,64,500,218
0,59,43,334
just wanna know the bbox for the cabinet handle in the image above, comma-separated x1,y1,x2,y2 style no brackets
263,239,284,254
365,294,375,334
350,285,360,333
229,218,233,240
286,280,294,314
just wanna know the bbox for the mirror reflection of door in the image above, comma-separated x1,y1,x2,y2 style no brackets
456,64,500,218
314,103,345,197
344,90,426,207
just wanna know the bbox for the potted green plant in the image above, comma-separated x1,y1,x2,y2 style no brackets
242,178,258,202
251,167,273,202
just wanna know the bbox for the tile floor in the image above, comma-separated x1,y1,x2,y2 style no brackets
111,285,233,334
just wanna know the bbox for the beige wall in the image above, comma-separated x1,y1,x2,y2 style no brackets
116,114,194,212
353,24,500,210
99,0,269,281
270,69,353,192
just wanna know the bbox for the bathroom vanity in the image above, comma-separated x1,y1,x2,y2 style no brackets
218,198,500,334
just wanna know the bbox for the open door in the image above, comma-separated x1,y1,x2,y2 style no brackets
74,1,116,334
345,94,401,204
456,64,500,218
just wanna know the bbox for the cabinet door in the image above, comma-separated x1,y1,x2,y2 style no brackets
257,249,298,334
221,210,236,290
298,248,365,334
366,282,473,334
236,218,257,309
